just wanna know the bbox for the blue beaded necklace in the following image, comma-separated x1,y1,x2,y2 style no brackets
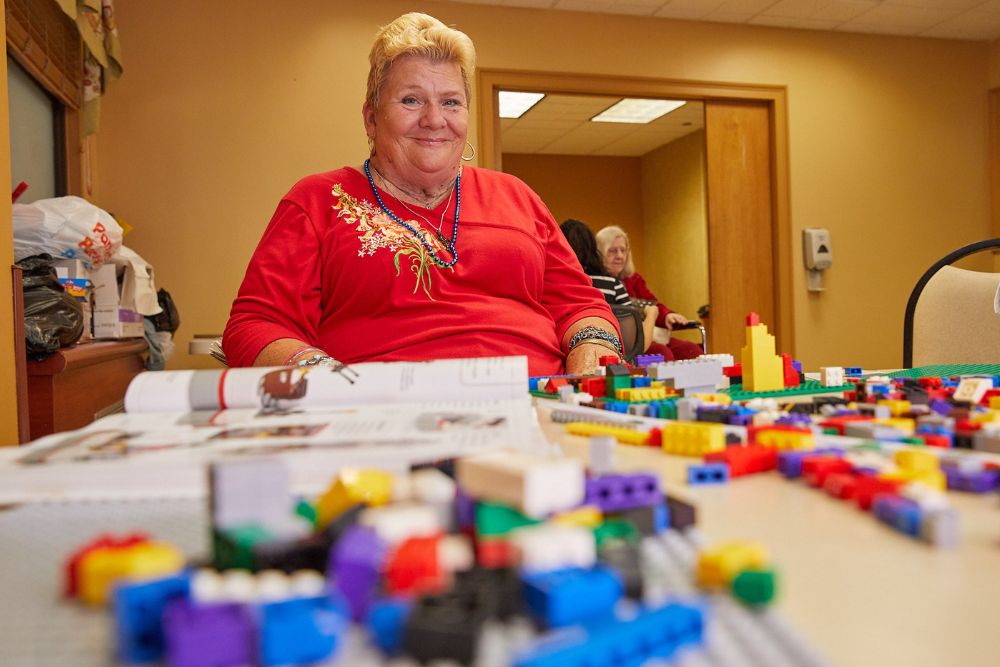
363,159,460,269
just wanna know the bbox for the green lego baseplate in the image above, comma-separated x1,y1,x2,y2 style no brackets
723,380,854,401
887,364,1000,379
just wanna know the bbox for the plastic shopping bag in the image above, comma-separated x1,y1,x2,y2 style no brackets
18,255,85,359
13,196,123,269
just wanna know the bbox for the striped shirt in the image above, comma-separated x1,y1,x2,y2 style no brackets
589,274,632,306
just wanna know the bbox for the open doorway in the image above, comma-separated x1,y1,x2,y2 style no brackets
476,70,793,358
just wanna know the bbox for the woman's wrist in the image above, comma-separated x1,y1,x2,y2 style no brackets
567,325,623,358
284,346,326,366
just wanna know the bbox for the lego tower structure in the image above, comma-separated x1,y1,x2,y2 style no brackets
740,313,784,392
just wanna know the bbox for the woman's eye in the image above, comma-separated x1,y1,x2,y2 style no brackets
401,96,420,106
443,99,463,108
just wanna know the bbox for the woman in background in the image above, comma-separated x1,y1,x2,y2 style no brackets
595,224,702,361
223,13,620,376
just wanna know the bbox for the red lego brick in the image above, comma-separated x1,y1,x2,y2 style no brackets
920,434,951,448
476,538,517,569
544,377,569,394
746,312,760,326
723,363,743,378
781,354,800,388
384,534,445,596
853,477,902,511
647,427,662,447
63,532,149,598
599,355,619,367
801,456,853,487
704,446,777,477
919,377,943,389
823,473,861,500
747,424,810,445
955,419,982,433
843,390,857,402
580,378,607,398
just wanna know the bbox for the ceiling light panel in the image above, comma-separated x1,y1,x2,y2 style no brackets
498,91,545,119
592,98,687,124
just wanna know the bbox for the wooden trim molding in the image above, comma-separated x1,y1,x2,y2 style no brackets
5,0,83,109
476,68,795,355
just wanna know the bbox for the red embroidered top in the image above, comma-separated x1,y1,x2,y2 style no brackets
621,273,675,329
223,166,616,375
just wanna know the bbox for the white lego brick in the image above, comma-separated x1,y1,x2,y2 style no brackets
359,502,443,545
210,459,295,532
899,483,950,512
455,449,585,518
509,523,596,573
940,453,986,474
558,384,576,403
921,508,960,549
649,358,724,394
437,534,474,572
819,366,844,387
702,353,735,368
588,435,616,474
972,430,1000,454
676,398,701,423
573,391,594,405
954,377,992,404
409,468,456,505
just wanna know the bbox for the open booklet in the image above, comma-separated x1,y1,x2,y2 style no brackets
0,356,550,504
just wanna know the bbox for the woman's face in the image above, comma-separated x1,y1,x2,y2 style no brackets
603,236,629,277
364,55,468,185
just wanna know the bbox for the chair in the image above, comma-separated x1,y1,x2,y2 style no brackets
653,321,709,355
902,238,1000,368
610,303,645,363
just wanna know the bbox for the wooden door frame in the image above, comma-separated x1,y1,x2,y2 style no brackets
476,69,794,355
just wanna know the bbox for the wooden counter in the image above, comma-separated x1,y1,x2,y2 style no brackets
26,340,147,440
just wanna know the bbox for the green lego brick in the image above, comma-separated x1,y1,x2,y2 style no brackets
887,364,1000,379
724,380,853,400
900,437,925,446
295,499,318,528
213,523,276,570
593,518,640,548
530,390,558,400
475,501,541,537
731,567,777,606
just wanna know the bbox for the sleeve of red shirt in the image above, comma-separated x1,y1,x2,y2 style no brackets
222,198,324,367
625,272,674,328
532,194,620,344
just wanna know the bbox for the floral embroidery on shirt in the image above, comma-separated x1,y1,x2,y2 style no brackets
331,183,452,300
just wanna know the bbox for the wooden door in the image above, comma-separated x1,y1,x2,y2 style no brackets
704,100,777,357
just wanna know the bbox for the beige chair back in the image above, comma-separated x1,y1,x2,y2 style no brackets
911,265,1000,366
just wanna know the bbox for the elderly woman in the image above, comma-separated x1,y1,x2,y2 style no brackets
595,225,702,361
223,13,620,376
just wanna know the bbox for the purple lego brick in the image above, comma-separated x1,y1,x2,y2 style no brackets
329,524,388,621
455,487,476,531
635,353,665,368
929,399,953,416
775,413,812,427
584,473,661,512
943,466,1000,493
163,599,255,667
872,494,922,537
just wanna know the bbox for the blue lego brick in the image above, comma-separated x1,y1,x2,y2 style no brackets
792,360,803,372
584,472,661,512
258,594,349,666
114,572,191,663
366,597,412,655
528,377,541,392
513,600,704,667
687,463,730,485
653,502,670,534
633,376,652,388
522,566,623,629
873,495,923,538
844,367,863,377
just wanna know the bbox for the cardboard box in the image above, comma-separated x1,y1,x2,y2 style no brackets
90,263,120,308
52,258,92,281
93,306,145,339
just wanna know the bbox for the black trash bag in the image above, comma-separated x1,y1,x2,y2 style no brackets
18,254,84,359
147,288,180,333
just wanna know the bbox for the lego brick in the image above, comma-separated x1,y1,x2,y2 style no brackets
648,358,724,395
820,366,845,387
209,460,296,534
704,445,777,477
475,501,542,537
872,494,923,538
731,567,777,607
366,597,412,655
509,523,596,573
113,573,191,663
402,588,487,664
597,539,643,599
64,532,148,598
664,495,697,530
696,541,769,589
921,508,960,549
315,468,394,530
687,462,730,485
588,435,616,474
358,501,443,545
942,465,1000,493
565,421,652,446
456,450,585,518
163,598,256,667
583,472,661,512
752,425,816,451
258,594,347,666
853,476,903,511
329,524,388,621
550,505,603,529
740,316,784,392
953,377,992,404
213,524,276,571
611,500,670,536
593,518,641,548
79,541,186,606
659,421,726,456
476,537,518,569
522,566,623,629
455,566,523,620
383,534,445,595
803,458,854,488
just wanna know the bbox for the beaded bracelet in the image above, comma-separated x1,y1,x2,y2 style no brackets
284,346,325,366
568,326,623,357
573,338,622,358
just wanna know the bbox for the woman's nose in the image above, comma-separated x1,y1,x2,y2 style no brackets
420,104,446,128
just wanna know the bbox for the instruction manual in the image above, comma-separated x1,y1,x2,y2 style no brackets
0,356,547,503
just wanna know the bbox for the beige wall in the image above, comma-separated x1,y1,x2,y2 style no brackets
501,153,644,271
640,130,709,324
0,8,18,445
94,0,992,370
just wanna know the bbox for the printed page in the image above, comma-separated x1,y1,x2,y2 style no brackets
124,356,529,413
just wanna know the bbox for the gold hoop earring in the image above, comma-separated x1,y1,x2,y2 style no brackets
367,136,375,156
461,141,476,162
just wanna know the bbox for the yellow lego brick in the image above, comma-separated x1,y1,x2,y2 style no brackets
740,322,784,392
565,422,651,446
79,542,185,606
873,418,915,436
696,541,769,589
693,393,732,406
755,429,815,451
878,399,912,417
660,421,726,457
551,505,603,529
651,381,665,389
971,410,1000,424
893,448,939,473
990,396,1000,410
879,468,946,492
316,468,394,529
616,388,631,401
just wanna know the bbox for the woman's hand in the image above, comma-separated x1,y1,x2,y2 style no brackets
566,342,617,376
664,312,689,329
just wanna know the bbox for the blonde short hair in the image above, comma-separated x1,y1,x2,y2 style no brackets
366,13,477,112
595,225,636,278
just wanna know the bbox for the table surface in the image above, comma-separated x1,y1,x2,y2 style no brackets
544,416,1000,667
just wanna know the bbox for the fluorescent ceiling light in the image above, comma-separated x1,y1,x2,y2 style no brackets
591,98,686,124
499,91,545,119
